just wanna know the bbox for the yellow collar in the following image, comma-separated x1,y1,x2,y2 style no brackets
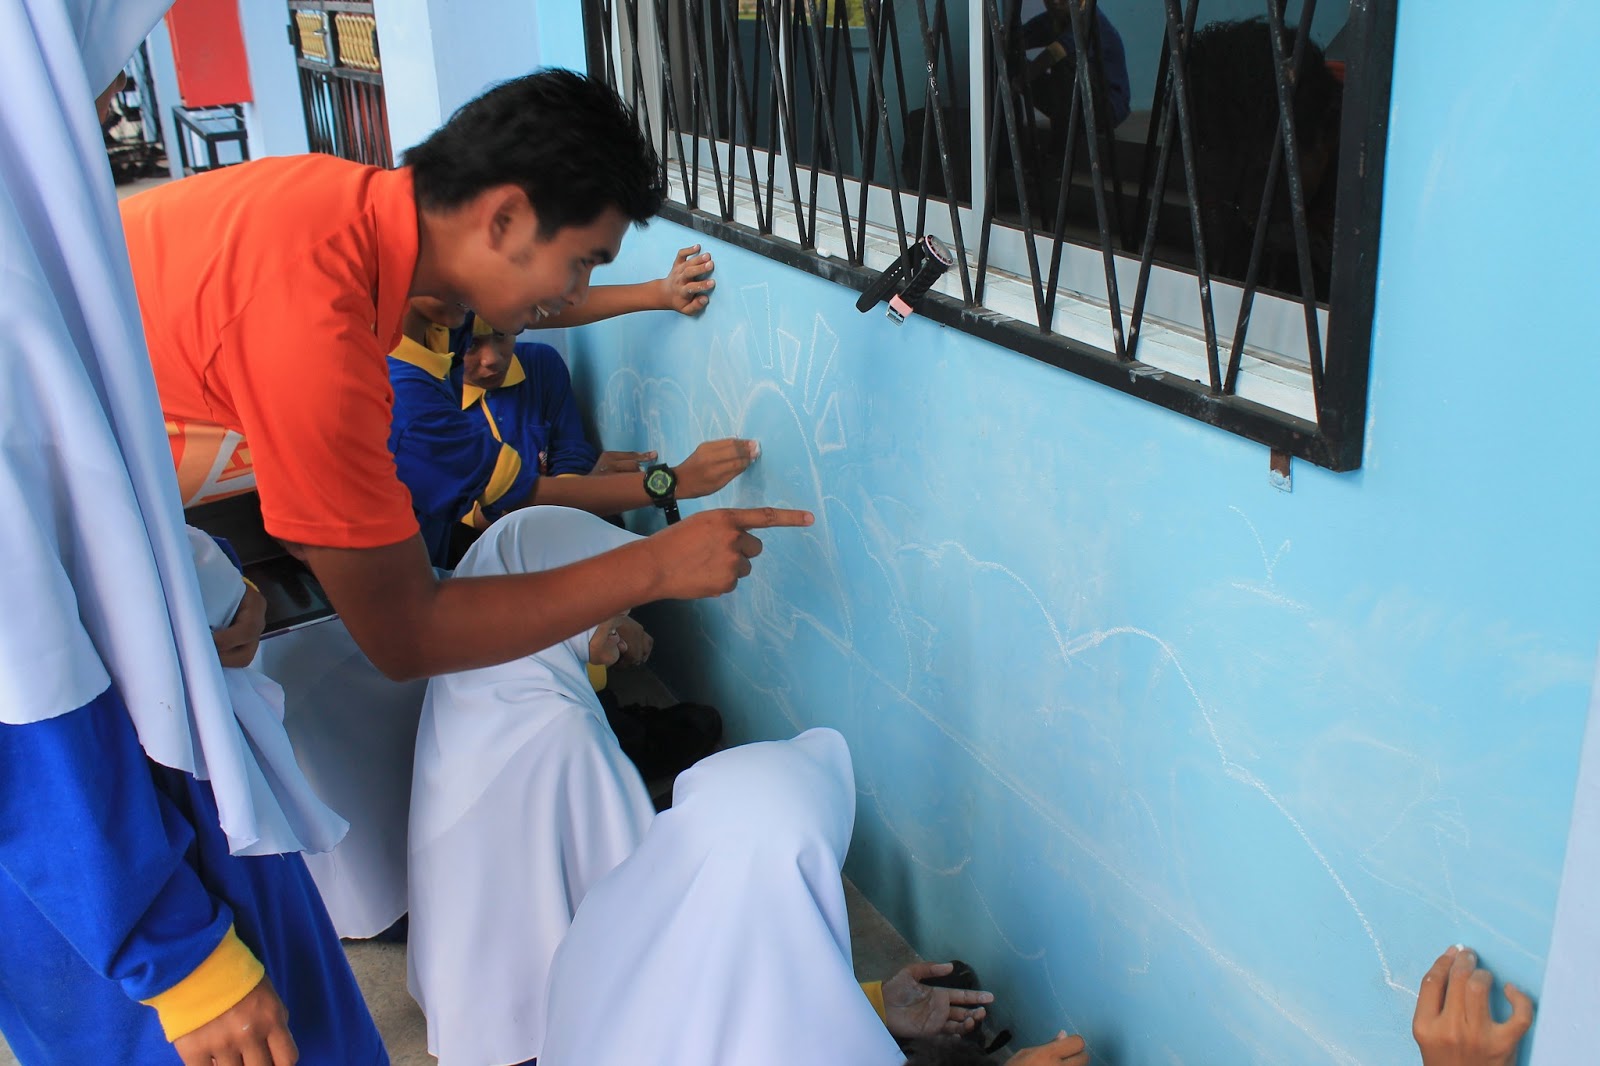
460,355,525,408
389,335,453,380
424,322,453,354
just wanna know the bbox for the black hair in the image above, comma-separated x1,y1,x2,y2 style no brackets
405,69,664,236
900,1037,992,1066
1184,17,1344,297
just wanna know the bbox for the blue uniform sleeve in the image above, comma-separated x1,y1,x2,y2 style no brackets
516,342,599,477
388,362,504,522
0,687,237,1004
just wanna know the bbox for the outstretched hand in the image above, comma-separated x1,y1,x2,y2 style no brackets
1413,946,1533,1066
883,961,995,1039
647,506,812,600
592,449,657,475
657,244,716,315
172,977,298,1066
677,438,759,498
1009,1032,1090,1065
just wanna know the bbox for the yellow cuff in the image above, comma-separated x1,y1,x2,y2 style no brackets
140,926,265,1041
481,443,524,507
556,473,583,479
861,980,887,1023
587,663,608,691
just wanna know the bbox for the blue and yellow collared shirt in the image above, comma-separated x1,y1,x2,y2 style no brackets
455,342,599,490
387,333,535,566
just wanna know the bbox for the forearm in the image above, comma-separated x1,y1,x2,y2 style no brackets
300,534,664,680
535,281,664,328
527,471,651,516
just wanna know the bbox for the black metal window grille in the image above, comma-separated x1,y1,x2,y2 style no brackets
289,1,393,168
583,0,1394,471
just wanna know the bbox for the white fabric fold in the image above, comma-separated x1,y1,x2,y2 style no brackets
260,617,428,937
0,0,341,856
187,529,348,857
539,727,907,1066
408,507,655,1065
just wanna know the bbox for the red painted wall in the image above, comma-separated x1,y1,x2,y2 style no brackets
165,0,253,108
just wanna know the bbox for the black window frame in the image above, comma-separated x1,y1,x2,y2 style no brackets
583,0,1396,472
288,0,394,168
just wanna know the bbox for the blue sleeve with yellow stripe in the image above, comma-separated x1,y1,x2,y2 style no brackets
512,342,600,477
0,688,257,1041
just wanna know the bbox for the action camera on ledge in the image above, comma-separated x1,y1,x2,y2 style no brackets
855,234,953,324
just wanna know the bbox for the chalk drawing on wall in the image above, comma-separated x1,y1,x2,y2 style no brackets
803,313,838,415
586,263,1561,1066
739,283,774,369
777,328,801,386
815,392,847,454
600,315,1382,1063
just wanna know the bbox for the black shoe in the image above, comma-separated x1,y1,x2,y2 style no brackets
610,701,722,781
599,688,646,750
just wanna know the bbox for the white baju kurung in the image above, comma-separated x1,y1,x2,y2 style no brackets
538,727,907,1066
258,617,428,937
406,507,657,1065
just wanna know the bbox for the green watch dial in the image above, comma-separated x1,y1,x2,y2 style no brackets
645,468,675,497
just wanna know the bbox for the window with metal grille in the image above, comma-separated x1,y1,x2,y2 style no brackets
289,1,393,168
582,0,1395,471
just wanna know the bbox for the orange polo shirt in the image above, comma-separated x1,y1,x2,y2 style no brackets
121,155,420,549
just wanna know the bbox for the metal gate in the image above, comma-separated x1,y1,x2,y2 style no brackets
289,1,393,167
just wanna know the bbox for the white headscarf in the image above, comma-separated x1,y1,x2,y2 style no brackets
0,0,335,856
409,506,656,1064
538,728,907,1066
411,506,645,834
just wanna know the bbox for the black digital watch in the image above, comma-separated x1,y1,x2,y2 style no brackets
643,462,681,524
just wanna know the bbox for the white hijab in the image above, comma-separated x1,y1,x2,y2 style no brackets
409,506,656,1064
411,506,644,836
538,728,907,1066
0,0,337,856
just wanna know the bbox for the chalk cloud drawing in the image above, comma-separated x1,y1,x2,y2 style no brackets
580,237,1572,1066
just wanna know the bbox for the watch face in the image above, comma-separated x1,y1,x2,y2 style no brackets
646,468,675,498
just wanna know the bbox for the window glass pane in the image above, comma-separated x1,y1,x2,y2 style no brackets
994,0,1352,304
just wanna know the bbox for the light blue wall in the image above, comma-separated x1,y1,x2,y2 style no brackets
238,0,308,158
373,0,444,157
373,0,552,159
554,3,1600,1064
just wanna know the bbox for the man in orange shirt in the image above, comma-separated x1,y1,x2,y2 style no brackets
122,70,808,682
